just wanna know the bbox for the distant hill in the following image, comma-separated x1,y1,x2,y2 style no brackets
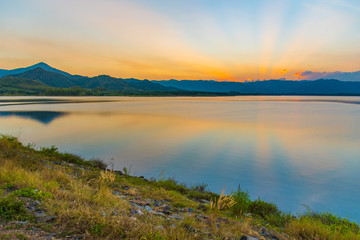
0,62,72,78
6,67,178,92
154,79,360,95
0,76,50,95
1,62,360,96
11,68,74,88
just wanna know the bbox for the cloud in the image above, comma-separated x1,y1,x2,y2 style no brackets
301,70,360,81
294,72,305,80
280,69,288,75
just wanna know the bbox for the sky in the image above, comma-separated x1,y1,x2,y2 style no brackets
0,0,359,81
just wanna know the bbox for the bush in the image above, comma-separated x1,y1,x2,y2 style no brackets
230,186,251,215
88,159,107,170
248,199,279,218
0,196,28,221
190,183,208,193
156,178,188,194
40,145,58,156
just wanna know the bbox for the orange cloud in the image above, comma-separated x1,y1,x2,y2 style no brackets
294,71,305,80
280,69,288,75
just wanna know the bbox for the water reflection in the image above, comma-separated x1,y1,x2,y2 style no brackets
0,111,68,124
0,96,359,221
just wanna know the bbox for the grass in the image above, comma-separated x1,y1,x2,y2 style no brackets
0,195,29,221
0,134,359,239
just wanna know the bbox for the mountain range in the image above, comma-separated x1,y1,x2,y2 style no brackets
1,62,360,95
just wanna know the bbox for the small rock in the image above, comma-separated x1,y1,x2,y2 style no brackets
170,224,176,229
169,214,183,220
151,211,165,216
153,200,162,207
163,210,171,215
163,205,171,211
130,202,142,209
156,225,165,230
199,199,210,204
76,235,85,240
130,199,149,206
143,206,153,212
100,211,107,216
195,214,209,220
111,210,118,216
240,237,258,240
45,233,56,239
34,200,42,205
38,216,56,223
188,208,194,213
35,211,47,218
216,223,221,228
130,208,144,215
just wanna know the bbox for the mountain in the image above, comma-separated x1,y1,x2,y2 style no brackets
0,76,50,95
10,67,74,88
0,62,72,78
6,67,178,92
154,79,360,95
2,62,360,96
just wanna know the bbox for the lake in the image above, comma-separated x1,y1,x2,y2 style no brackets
0,96,359,221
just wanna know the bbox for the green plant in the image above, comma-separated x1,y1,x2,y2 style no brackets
248,198,279,218
40,145,58,156
88,158,107,169
156,178,188,194
15,233,30,240
13,187,52,200
0,196,28,221
88,223,106,236
230,186,252,216
122,165,132,175
173,202,186,208
190,183,208,193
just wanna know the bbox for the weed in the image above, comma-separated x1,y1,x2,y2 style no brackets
210,188,236,210
0,196,28,221
88,223,106,236
14,233,30,240
99,169,116,185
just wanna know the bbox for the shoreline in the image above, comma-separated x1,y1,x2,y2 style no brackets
1,135,359,239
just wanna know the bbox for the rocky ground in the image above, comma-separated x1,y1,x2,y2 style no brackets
1,136,358,240
0,160,285,240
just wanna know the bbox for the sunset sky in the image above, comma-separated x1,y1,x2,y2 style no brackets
0,0,359,81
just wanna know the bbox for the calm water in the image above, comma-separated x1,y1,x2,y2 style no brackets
0,96,360,221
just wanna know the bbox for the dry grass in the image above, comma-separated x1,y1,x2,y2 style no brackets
1,135,359,240
210,188,237,210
